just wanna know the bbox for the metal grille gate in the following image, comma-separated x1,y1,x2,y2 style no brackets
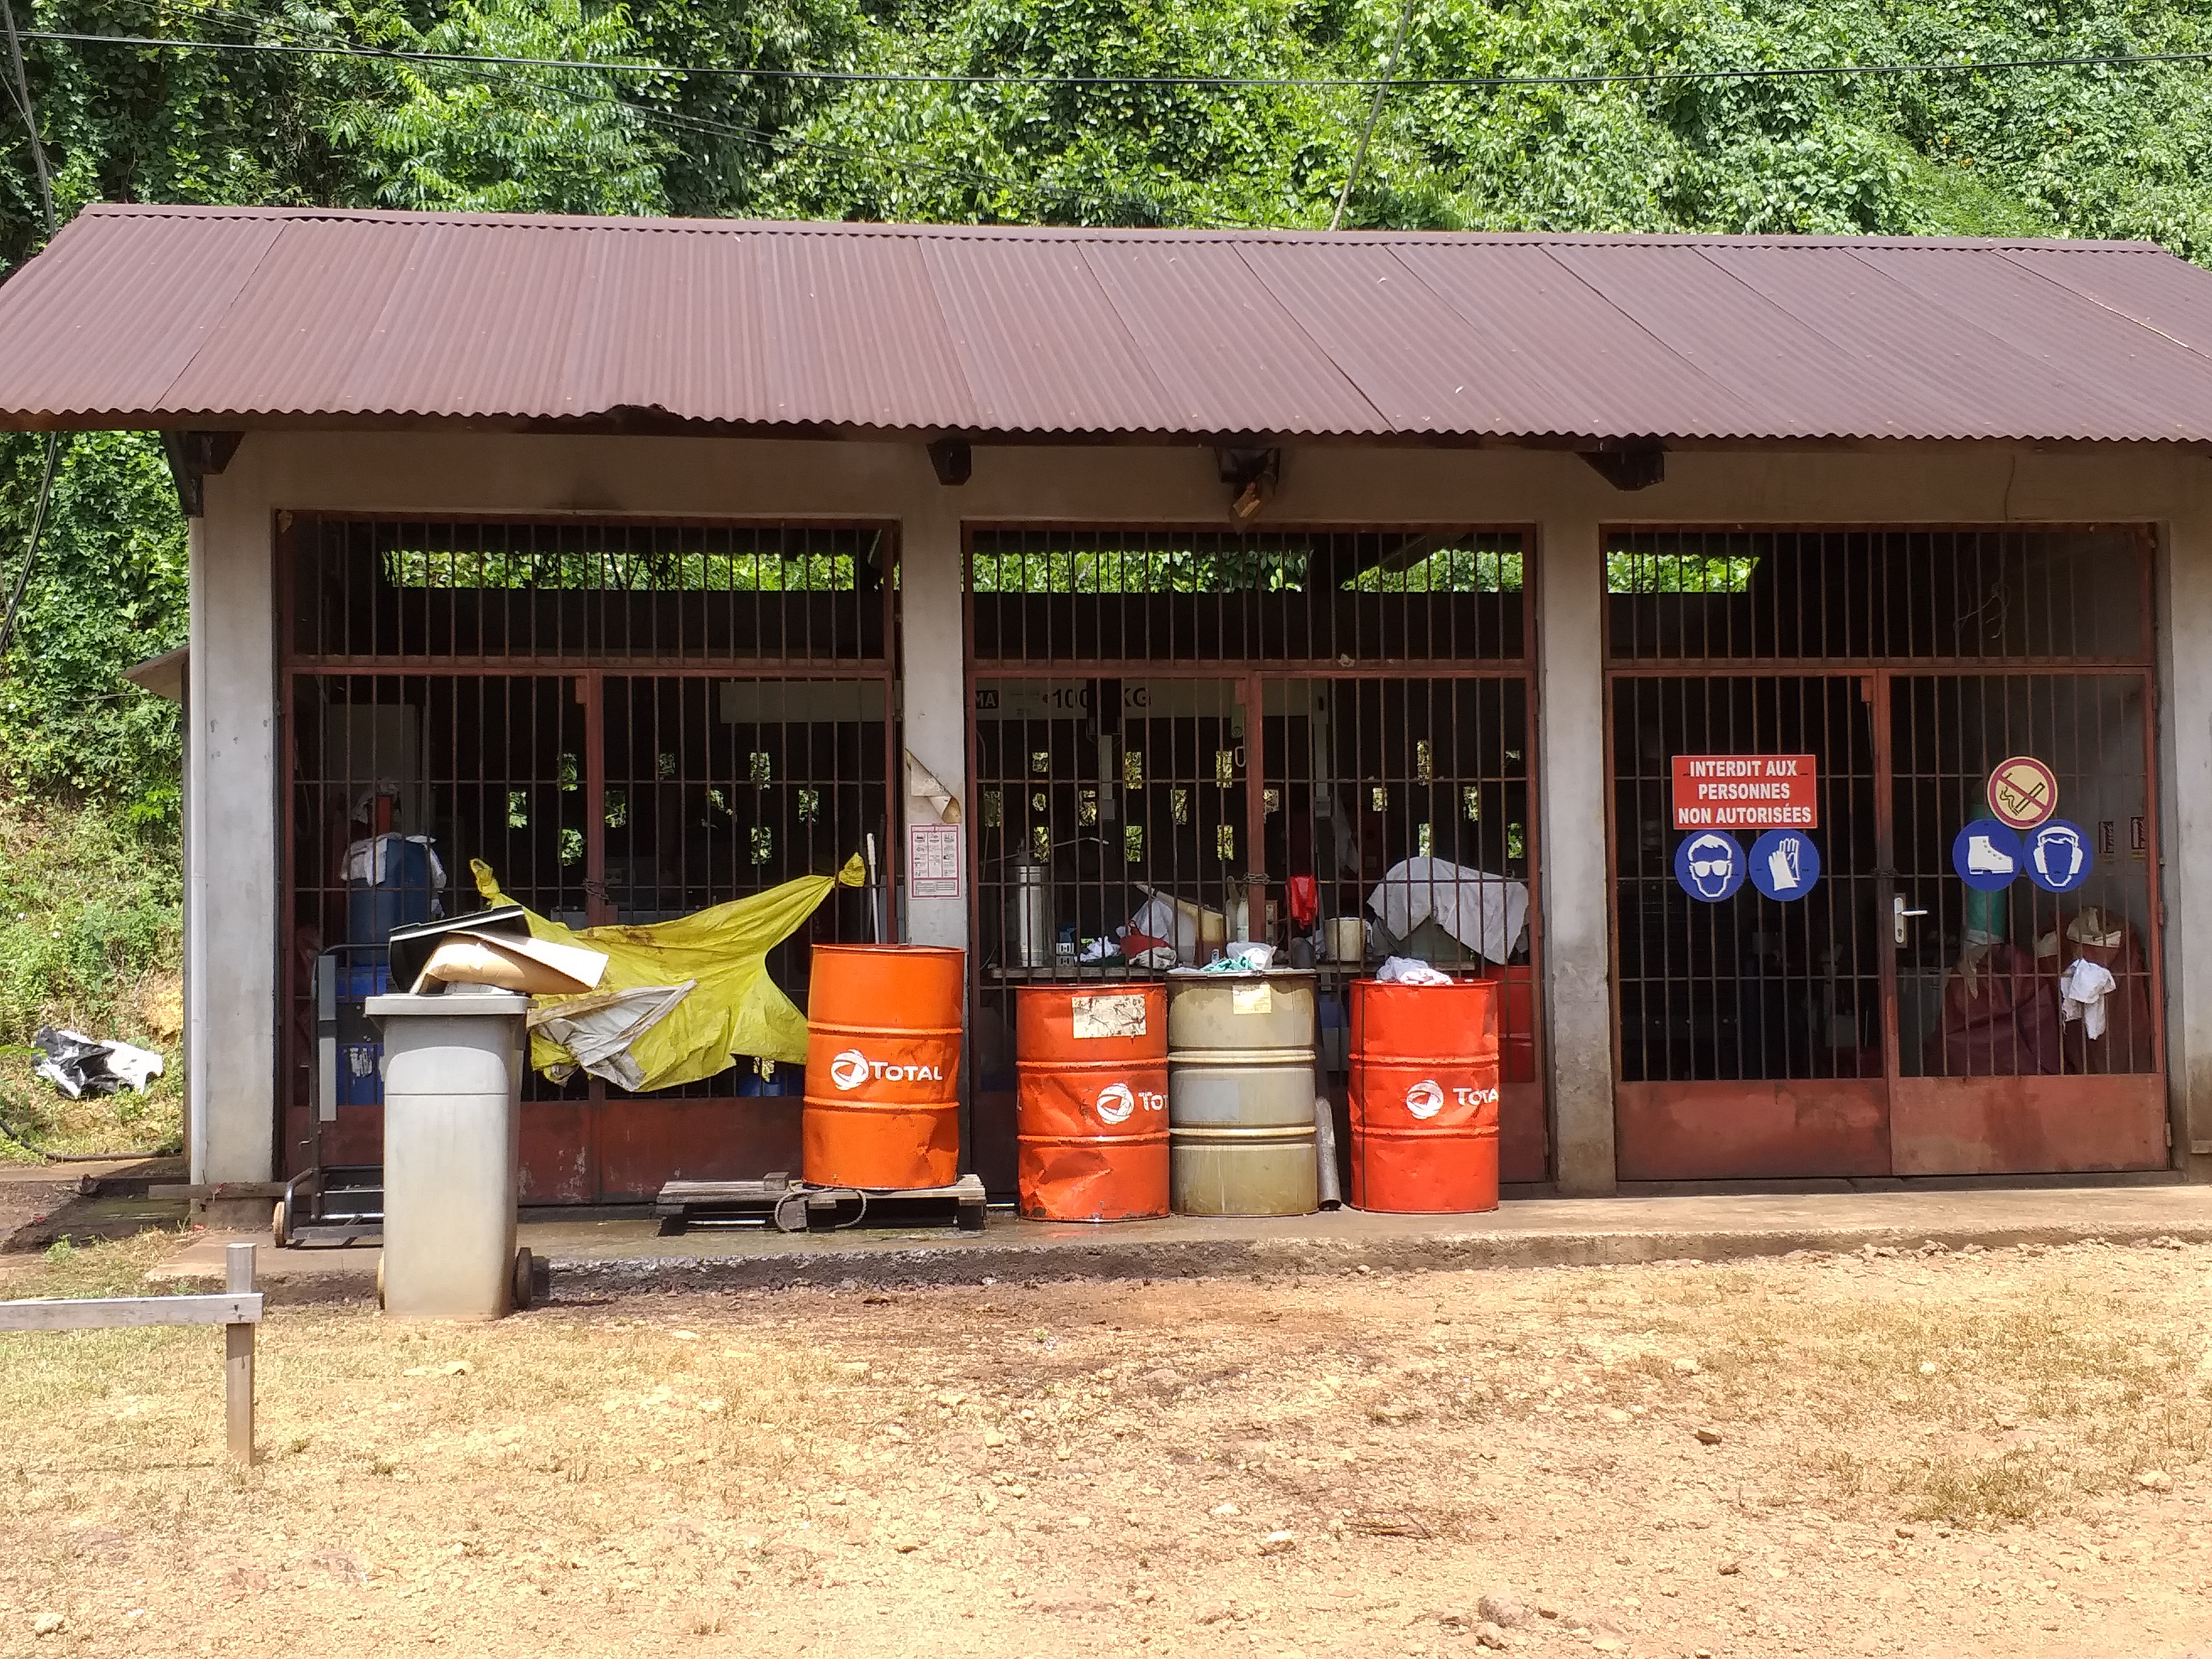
964,528,1543,1196
1606,528,2164,1181
280,517,899,1203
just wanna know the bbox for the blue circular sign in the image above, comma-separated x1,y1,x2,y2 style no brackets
2025,818,2094,893
1747,829,1821,901
1675,830,1746,902
1952,819,2022,892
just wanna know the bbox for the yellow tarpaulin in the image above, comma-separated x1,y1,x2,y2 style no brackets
471,855,866,1092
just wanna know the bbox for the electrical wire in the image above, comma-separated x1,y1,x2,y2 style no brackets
0,0,62,671
186,0,1247,228
2,0,51,230
0,428,58,661
171,1,1195,225
22,26,2212,92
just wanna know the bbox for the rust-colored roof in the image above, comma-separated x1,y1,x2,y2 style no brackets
2,202,2211,444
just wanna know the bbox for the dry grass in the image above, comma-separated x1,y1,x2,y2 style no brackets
1584,1250,2212,1527
3,1236,2212,1656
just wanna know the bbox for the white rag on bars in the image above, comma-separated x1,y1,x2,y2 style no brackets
1366,858,1529,966
2058,958,2118,1040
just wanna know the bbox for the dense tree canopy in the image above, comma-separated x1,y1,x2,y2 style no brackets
6,0,2211,262
1,0,2210,818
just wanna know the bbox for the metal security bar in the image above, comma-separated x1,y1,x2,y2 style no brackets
281,516,899,1202
1606,529,2148,663
1611,675,1880,1082
972,675,1250,985
598,674,889,1103
1604,525,2164,1181
285,670,589,1130
1893,673,2158,1078
1275,677,1537,1093
288,517,890,664
969,529,1526,666
963,526,1544,1189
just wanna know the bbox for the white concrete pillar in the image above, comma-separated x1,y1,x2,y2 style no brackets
185,470,279,1188
2159,499,2212,1177
1536,513,1617,1193
899,480,971,952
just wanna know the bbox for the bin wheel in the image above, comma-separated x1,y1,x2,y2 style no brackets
512,1247,535,1312
271,1192,291,1249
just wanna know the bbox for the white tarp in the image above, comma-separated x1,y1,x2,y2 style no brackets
1366,858,1529,967
529,982,697,1091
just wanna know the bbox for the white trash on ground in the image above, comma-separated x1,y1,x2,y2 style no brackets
31,1026,165,1098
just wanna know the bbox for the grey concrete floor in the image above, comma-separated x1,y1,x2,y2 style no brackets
154,1180,2212,1297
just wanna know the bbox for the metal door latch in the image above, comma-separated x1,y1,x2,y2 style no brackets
1893,894,1928,945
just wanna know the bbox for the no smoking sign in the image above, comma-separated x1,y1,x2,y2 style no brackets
1987,756,2058,830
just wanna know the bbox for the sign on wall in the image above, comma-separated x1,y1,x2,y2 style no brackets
1671,755,1819,830
1986,756,2058,830
1675,830,1747,902
1747,828,1822,901
908,823,962,900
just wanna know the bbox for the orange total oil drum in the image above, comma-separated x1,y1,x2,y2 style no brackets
1348,977,1501,1214
802,944,964,1190
1014,983,1169,1221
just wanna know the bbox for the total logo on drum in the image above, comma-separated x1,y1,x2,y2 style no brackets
1403,1078,1499,1119
828,1048,947,1090
1093,1081,1166,1125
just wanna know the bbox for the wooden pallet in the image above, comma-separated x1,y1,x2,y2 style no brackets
654,1173,986,1236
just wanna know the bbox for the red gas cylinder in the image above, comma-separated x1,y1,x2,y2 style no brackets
1015,983,1169,1221
803,944,964,1190
1348,977,1500,1213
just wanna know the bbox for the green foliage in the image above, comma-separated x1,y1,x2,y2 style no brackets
5,0,2212,266
745,0,2212,246
325,0,671,214
381,542,870,590
0,430,185,820
0,790,182,1158
1606,549,1760,592
0,790,180,1043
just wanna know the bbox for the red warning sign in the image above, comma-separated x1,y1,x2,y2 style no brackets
1671,755,1819,830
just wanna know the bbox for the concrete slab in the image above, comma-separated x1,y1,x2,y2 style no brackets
151,1183,2212,1300
1,1156,187,1258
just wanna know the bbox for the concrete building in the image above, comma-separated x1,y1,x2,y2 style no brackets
2,204,2209,1212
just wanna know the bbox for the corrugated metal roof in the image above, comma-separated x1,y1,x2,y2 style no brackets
2,203,2211,445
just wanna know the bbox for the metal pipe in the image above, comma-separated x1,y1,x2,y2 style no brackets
1312,1089,1342,1209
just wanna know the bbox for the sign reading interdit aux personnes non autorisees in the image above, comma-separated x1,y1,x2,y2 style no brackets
1671,754,1819,830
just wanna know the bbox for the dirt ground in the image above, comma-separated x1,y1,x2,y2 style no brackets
5,1234,2212,1659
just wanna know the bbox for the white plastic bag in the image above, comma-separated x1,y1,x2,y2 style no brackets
1376,955,1453,986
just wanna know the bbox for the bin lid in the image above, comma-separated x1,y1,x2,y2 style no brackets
365,988,529,1019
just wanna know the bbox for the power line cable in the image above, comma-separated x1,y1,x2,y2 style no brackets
0,0,62,672
170,2,1231,226
22,27,2212,91
1,0,51,231
0,434,60,666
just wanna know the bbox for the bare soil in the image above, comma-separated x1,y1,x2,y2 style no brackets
5,1234,2212,1658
